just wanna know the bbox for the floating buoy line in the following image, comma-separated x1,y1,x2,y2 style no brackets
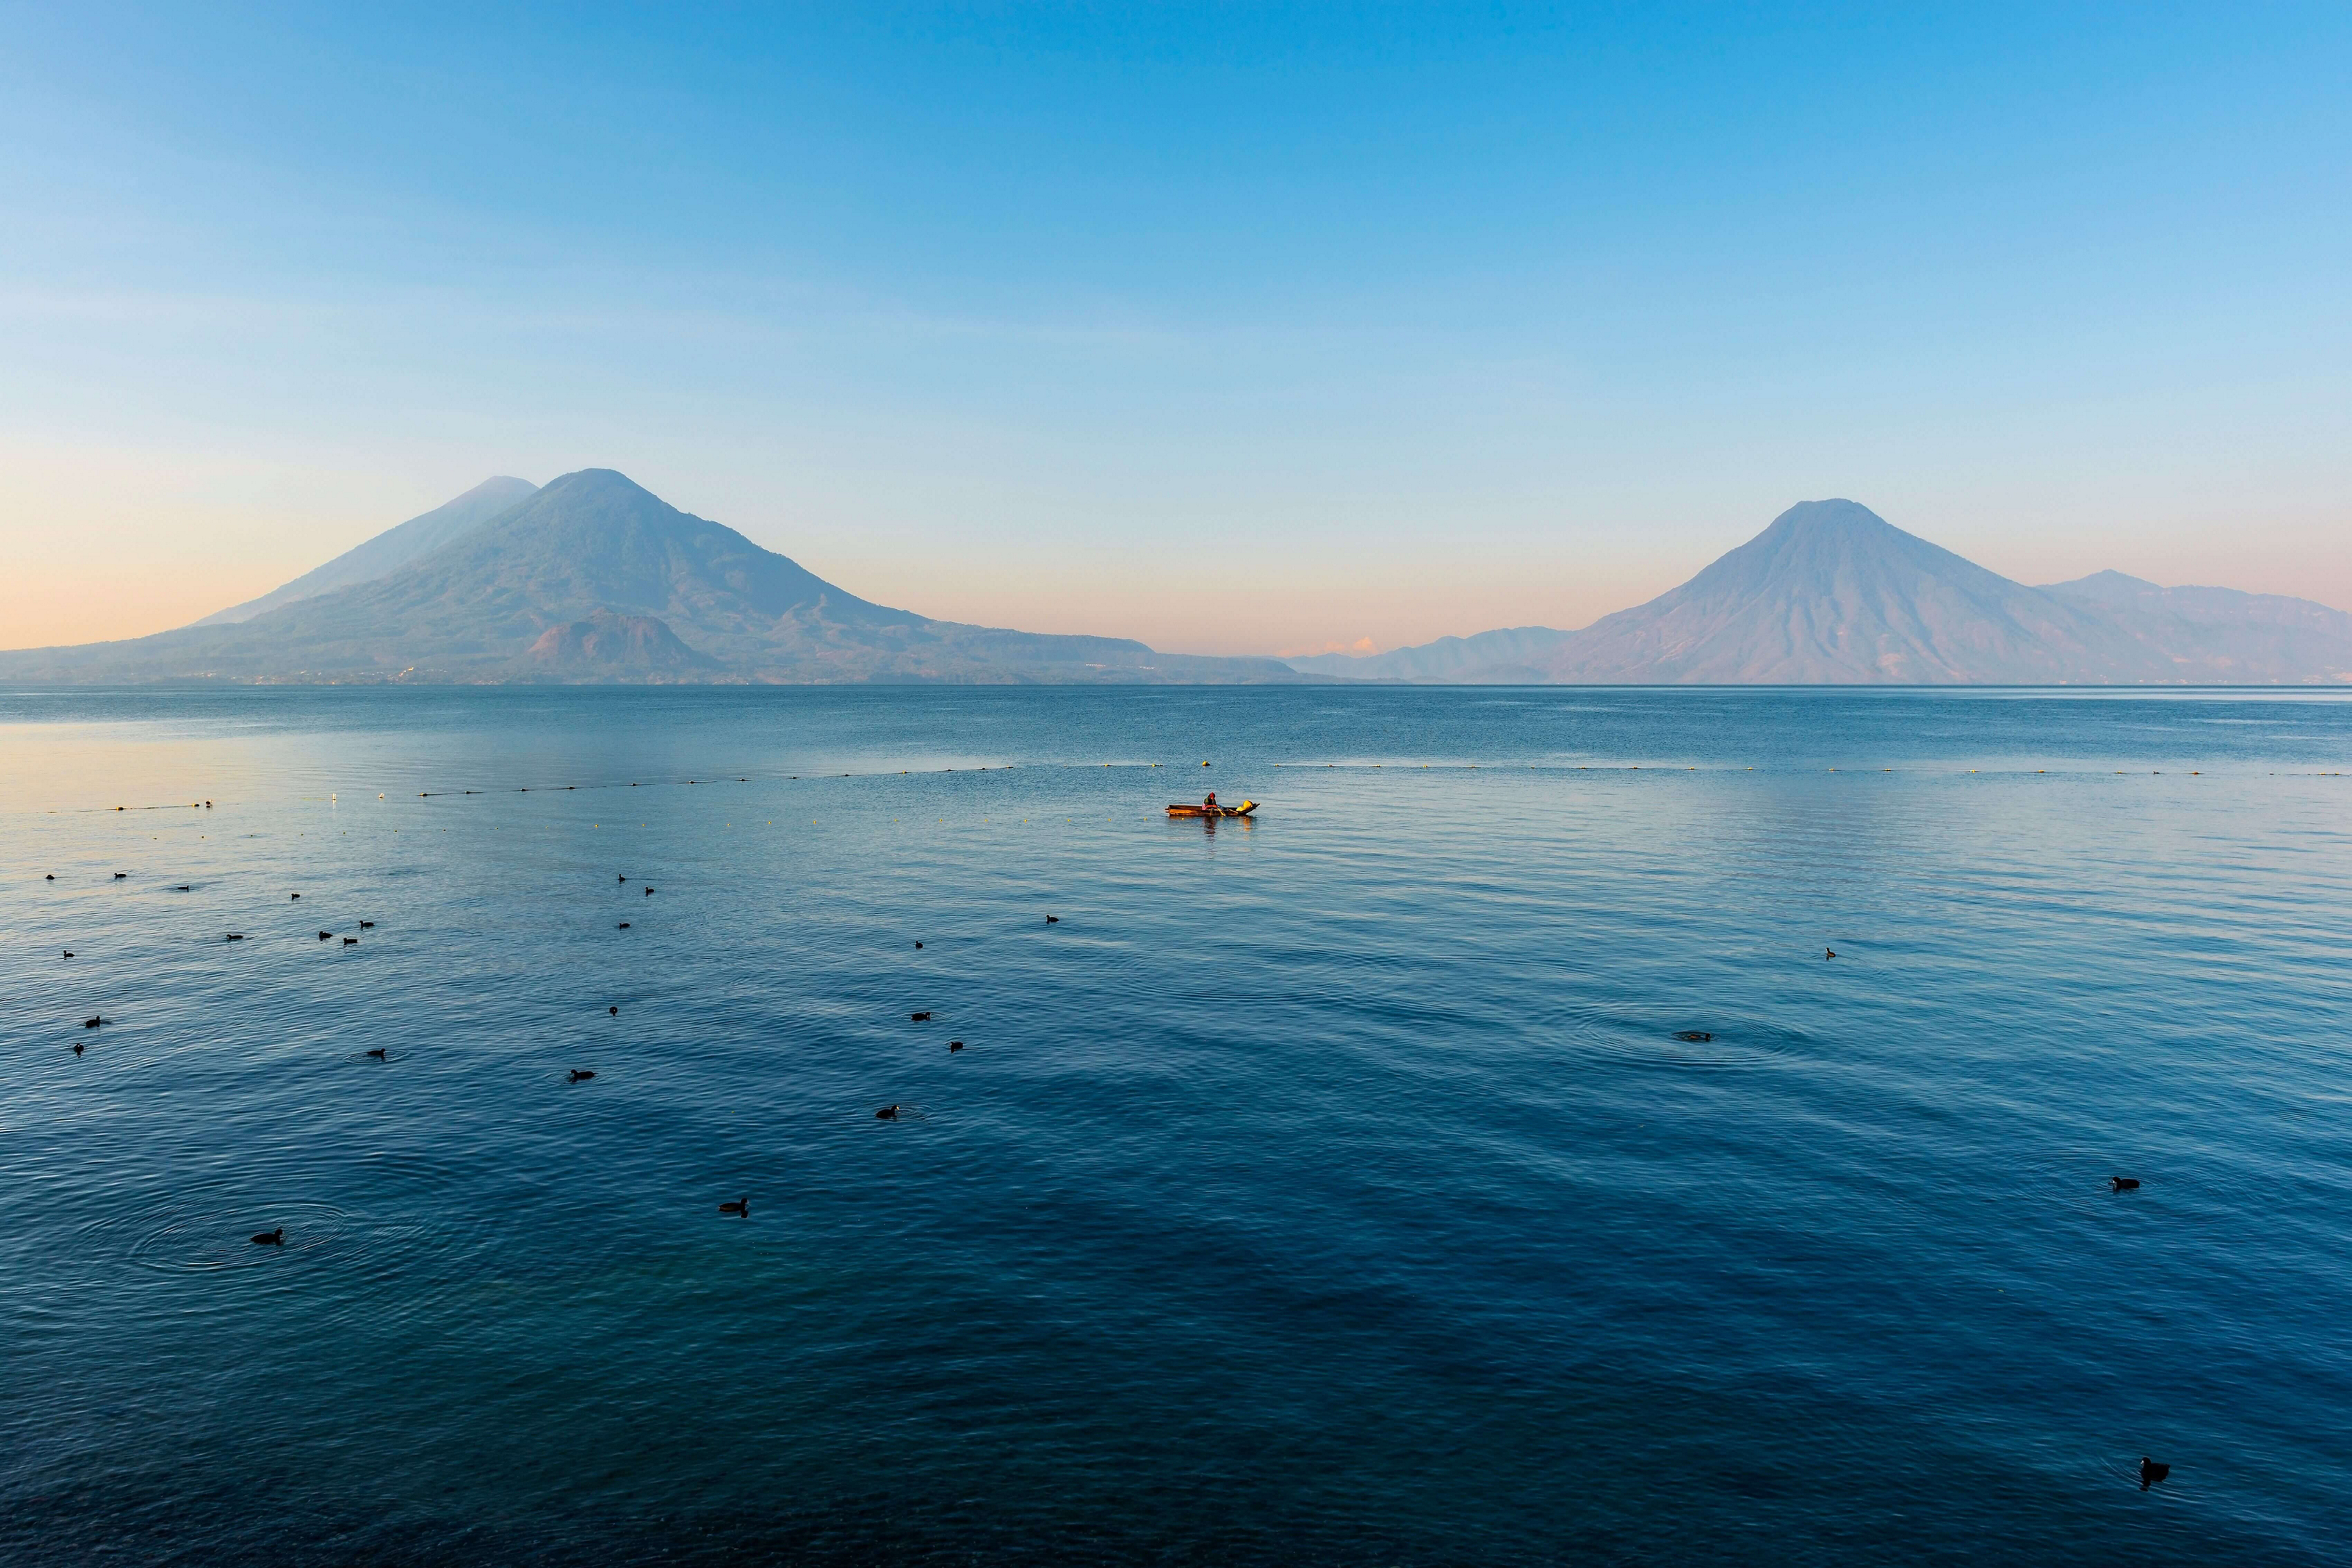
410,767,1045,799
50,761,2340,815
68,801,217,815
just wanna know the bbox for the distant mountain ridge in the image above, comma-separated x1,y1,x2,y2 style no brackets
2035,570,2352,682
1,469,1303,685
17,486,2343,686
1290,500,2352,685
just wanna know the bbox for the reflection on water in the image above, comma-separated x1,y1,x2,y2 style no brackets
2,686,2349,1565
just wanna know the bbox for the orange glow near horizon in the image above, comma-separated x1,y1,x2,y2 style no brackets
6,446,2350,660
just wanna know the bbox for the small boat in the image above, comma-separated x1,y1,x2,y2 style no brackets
1166,801,1257,817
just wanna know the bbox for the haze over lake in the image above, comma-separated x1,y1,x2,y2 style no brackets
5,685,2348,1565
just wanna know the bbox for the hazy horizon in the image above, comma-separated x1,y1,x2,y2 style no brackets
4,5,2348,656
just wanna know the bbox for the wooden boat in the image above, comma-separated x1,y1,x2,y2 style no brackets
1166,801,1257,817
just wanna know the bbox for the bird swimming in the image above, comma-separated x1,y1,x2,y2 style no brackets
319,931,333,941
73,1042,84,1056
948,1040,964,1053
1676,1031,1714,1042
718,1197,749,1216
251,1228,284,1246
2111,1176,2141,1191
359,920,374,928
911,1011,932,1022
174,884,191,891
1046,915,1059,924
343,936,358,946
113,873,126,880
618,921,631,928
365,1048,386,1059
83,1016,104,1029
290,892,300,899
225,933,244,942
46,873,54,880
914,941,923,949
1825,948,1836,959
2139,1456,2169,1490
876,1104,900,1120
569,1069,595,1082
62,950,73,959
609,1005,618,1016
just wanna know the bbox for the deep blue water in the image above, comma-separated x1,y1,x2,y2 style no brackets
3,685,2348,1565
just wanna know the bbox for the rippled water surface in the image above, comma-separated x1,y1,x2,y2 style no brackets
3,686,2348,1564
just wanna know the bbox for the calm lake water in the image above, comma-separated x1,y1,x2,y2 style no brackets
3,685,2348,1565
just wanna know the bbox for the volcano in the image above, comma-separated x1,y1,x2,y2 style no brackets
1290,500,2352,685
191,475,540,626
1,469,1302,685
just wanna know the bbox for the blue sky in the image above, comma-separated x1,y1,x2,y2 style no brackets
2,3,2346,653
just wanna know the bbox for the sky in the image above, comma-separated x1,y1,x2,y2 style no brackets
1,2,2347,656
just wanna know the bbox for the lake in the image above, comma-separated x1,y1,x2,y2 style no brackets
2,685,2347,1564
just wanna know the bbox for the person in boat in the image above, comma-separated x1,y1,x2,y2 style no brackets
1203,791,1217,809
